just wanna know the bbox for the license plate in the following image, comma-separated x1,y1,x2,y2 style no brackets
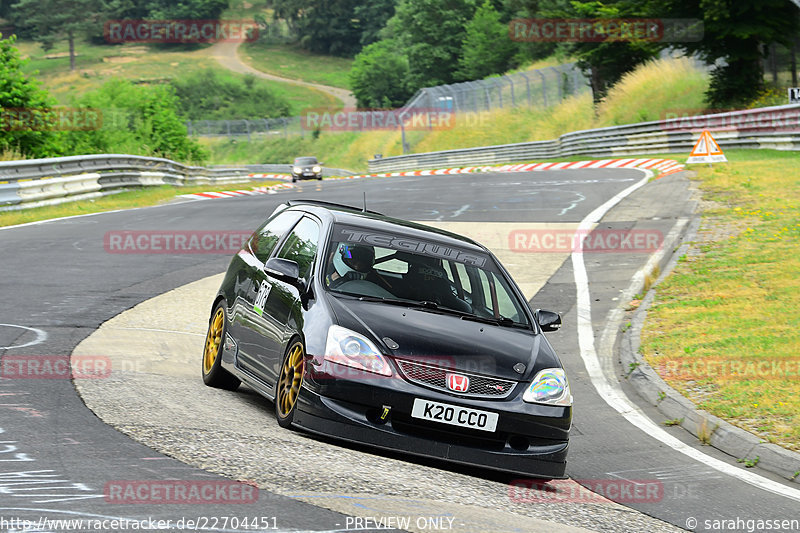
411,399,498,432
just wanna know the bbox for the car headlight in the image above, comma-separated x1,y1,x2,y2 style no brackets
522,368,572,406
293,166,302,174
312,166,321,173
324,325,393,376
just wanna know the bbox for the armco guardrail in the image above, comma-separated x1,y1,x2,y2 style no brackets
368,104,800,172
0,154,253,211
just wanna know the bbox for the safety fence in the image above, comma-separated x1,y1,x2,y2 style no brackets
0,155,252,211
4,105,798,211
367,104,800,172
400,63,587,116
186,63,589,144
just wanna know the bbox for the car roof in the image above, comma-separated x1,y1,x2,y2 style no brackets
282,200,488,253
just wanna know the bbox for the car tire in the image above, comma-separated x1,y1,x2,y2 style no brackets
291,176,297,183
202,301,241,391
317,176,322,181
275,338,305,428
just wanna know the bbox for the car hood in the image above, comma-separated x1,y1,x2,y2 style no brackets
327,296,560,381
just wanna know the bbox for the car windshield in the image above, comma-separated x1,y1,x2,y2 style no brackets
323,224,530,327
294,157,318,165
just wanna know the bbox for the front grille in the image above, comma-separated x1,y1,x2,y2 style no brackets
396,359,516,399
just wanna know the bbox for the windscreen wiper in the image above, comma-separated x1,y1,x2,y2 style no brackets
340,294,528,328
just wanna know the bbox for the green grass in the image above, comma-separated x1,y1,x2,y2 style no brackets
0,180,279,227
16,40,336,112
200,131,397,172
202,56,710,171
597,56,709,125
640,153,800,451
240,41,353,89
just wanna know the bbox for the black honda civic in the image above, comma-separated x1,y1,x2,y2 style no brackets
202,200,571,479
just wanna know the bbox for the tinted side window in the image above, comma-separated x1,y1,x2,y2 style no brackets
277,217,321,280
250,211,302,263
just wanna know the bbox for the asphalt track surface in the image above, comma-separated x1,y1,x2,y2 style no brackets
0,170,797,532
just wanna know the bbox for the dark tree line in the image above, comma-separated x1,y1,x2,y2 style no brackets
2,0,798,109
5,0,230,71
348,0,800,109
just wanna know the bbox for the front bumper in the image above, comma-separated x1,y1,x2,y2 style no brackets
293,361,570,479
292,172,321,180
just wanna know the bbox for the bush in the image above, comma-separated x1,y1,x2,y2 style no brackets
349,40,413,109
170,69,292,121
457,0,517,81
0,33,64,158
64,79,207,163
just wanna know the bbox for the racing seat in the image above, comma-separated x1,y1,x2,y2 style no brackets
402,259,472,313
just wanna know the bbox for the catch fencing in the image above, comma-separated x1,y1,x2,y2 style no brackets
367,104,800,172
186,63,589,147
400,63,587,116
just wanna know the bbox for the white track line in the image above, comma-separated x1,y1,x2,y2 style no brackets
571,169,800,503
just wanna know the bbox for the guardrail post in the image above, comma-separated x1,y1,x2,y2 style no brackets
504,76,516,107
493,79,503,108
547,67,563,102
519,72,532,106
537,70,547,107
572,68,582,96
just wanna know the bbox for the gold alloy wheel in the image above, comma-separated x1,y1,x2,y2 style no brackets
203,307,225,375
277,343,305,419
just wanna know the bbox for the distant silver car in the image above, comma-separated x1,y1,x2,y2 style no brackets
290,156,323,182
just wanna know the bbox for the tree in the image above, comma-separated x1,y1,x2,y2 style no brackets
502,0,566,62
267,0,362,56
0,33,62,158
64,79,207,162
646,0,800,108
349,39,413,108
268,0,304,36
295,0,362,56
458,0,518,80
170,69,292,120
548,0,659,104
355,0,397,47
145,0,229,21
386,0,478,90
10,0,107,71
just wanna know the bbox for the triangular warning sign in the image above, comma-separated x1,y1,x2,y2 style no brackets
686,130,727,164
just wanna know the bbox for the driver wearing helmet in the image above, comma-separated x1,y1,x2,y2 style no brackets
326,244,376,288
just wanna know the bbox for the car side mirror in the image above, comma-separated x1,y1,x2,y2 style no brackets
265,258,301,285
534,309,562,332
